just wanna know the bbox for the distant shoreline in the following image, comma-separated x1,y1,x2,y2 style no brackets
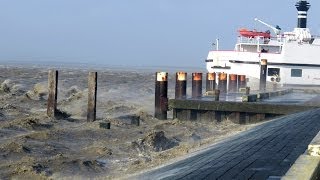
0,60,205,73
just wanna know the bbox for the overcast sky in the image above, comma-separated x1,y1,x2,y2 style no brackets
0,0,319,68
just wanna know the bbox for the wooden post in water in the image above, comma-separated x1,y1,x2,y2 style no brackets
47,70,58,118
214,89,220,101
206,72,216,92
155,72,168,120
87,72,97,122
238,75,247,90
260,59,267,91
228,74,238,93
218,72,227,93
245,87,250,95
192,73,202,99
175,72,187,99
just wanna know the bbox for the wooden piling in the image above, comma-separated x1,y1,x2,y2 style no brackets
238,75,247,90
206,72,216,92
245,87,250,95
260,59,267,91
192,73,202,99
155,72,168,120
175,72,187,99
228,74,238,93
214,89,220,101
47,70,58,118
87,72,97,122
218,72,227,93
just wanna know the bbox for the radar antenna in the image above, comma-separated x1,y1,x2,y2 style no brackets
254,18,281,35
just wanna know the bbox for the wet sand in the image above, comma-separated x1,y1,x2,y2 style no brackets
0,65,260,179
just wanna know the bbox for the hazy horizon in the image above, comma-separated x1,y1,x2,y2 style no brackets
0,0,319,67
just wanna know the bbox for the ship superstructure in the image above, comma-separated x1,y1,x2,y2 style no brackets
206,0,320,86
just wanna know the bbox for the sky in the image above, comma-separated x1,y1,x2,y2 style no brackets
0,0,319,68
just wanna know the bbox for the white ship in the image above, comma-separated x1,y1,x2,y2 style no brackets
206,0,320,86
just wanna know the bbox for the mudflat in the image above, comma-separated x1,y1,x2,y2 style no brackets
0,65,257,179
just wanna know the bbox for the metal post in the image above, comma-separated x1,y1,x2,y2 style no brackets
87,72,97,122
206,72,216,92
260,59,267,91
218,72,227,93
192,73,202,99
245,87,250,95
228,74,238,93
214,89,220,101
175,72,187,99
47,70,58,118
155,72,168,120
238,75,247,90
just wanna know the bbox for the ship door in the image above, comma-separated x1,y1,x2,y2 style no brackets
268,68,281,82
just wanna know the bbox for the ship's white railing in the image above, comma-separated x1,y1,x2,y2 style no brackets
237,36,284,45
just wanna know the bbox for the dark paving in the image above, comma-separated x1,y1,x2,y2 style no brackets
136,108,320,180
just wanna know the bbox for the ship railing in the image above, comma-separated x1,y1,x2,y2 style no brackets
237,36,284,44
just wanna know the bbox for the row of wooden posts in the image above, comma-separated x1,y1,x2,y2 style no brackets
47,70,97,121
155,59,269,120
46,59,268,121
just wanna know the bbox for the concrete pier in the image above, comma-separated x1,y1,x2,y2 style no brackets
137,109,320,179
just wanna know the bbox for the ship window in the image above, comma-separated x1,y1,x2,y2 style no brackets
268,68,280,76
291,69,302,77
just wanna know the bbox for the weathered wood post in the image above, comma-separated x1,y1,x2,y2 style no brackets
87,72,97,122
245,87,250,95
260,59,267,91
206,72,216,92
218,72,227,93
47,70,58,117
155,72,168,120
192,73,202,99
175,72,187,99
214,89,220,101
228,74,238,92
238,75,247,90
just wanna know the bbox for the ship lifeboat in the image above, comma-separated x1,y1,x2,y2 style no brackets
238,28,271,39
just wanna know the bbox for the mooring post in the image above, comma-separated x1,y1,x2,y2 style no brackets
228,74,238,93
87,72,97,122
47,70,58,118
155,72,168,120
260,59,267,91
214,89,220,101
238,75,247,91
206,72,216,92
192,73,202,99
175,72,187,99
218,72,227,93
245,87,250,95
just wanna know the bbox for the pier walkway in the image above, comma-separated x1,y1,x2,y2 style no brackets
136,108,320,180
